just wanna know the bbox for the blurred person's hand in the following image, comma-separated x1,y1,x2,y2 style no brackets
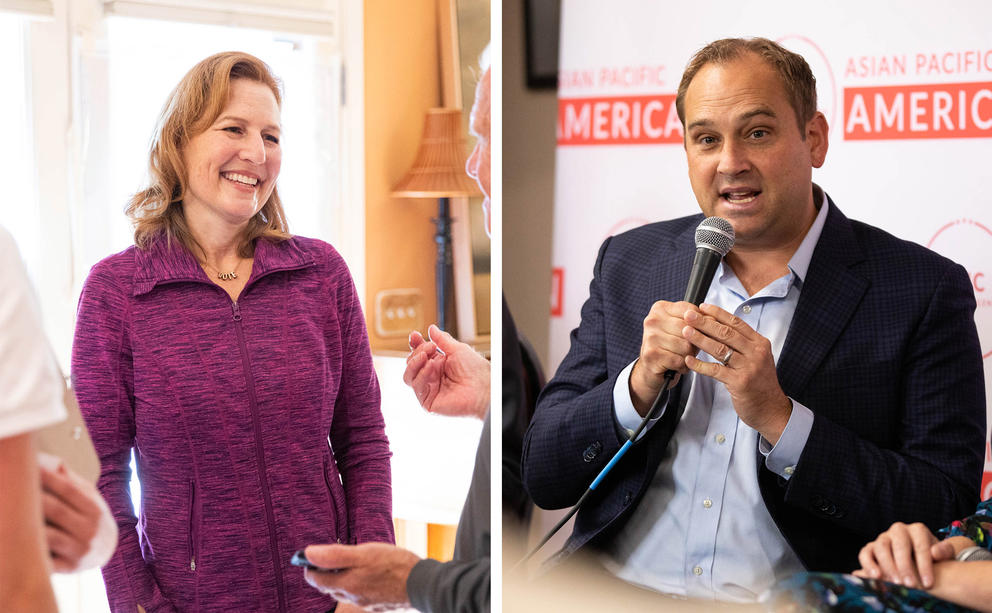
930,535,977,562
303,543,420,611
403,324,490,420
853,521,973,589
38,453,118,572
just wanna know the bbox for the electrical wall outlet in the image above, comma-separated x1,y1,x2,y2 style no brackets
374,289,424,338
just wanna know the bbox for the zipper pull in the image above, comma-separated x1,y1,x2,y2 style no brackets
190,557,196,571
232,302,242,321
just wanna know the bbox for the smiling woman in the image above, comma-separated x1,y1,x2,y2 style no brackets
181,80,283,246
72,52,394,613
128,55,289,264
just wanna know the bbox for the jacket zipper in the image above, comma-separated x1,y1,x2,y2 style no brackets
188,480,197,571
323,458,344,544
231,300,287,612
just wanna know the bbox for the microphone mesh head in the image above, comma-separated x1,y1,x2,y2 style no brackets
695,217,735,256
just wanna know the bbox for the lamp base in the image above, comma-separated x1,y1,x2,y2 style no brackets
433,197,457,337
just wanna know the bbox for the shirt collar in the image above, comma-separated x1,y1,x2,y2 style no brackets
786,183,829,286
715,184,829,291
132,233,313,296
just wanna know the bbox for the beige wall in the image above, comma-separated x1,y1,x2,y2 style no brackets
364,1,441,352
364,0,556,359
503,0,558,367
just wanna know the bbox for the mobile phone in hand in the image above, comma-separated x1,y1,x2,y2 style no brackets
290,549,342,572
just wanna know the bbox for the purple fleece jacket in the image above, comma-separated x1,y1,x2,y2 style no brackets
72,236,393,612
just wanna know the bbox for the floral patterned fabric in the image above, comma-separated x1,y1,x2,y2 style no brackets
767,498,992,612
938,498,992,551
766,572,972,612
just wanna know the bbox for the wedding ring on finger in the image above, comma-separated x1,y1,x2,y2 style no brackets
720,348,734,367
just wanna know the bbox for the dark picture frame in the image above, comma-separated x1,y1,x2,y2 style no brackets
524,0,560,89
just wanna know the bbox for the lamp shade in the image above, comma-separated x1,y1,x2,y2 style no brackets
392,108,482,198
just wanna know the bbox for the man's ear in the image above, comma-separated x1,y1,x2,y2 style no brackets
807,111,829,169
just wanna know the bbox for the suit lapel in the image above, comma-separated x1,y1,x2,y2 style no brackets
646,218,699,304
777,202,869,398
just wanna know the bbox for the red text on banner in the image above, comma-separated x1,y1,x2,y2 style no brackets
558,95,683,145
844,81,992,139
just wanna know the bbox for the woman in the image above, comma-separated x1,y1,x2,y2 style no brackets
769,498,992,612
73,52,393,612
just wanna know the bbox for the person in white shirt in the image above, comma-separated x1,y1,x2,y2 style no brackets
0,227,117,611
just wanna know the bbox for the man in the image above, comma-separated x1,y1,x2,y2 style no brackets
521,37,985,602
302,64,492,613
0,226,118,611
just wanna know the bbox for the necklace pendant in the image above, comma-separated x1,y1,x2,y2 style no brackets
218,271,238,281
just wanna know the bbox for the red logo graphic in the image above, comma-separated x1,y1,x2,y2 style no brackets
551,268,564,317
844,81,992,139
557,95,683,145
928,219,992,358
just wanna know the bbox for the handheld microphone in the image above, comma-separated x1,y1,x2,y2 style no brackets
649,216,736,397
516,217,735,569
684,216,735,305
654,216,735,399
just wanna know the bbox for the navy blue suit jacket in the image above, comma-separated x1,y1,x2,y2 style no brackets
522,199,986,572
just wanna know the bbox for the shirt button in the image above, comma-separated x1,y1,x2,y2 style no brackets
741,304,752,314
784,466,795,476
714,433,726,444
702,498,713,509
693,566,703,576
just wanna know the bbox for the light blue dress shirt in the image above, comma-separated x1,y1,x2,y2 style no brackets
601,197,830,602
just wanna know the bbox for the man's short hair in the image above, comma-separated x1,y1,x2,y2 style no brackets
675,37,818,135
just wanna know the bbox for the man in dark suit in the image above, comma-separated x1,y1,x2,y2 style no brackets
521,37,986,602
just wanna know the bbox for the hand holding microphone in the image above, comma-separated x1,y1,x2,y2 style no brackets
521,218,736,563
632,216,793,442
522,218,738,565
629,217,735,416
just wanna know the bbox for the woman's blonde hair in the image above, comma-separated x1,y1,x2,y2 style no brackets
127,51,290,257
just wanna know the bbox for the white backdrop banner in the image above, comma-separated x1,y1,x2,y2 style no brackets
550,0,992,498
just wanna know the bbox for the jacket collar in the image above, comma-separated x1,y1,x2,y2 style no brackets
776,195,869,396
131,235,314,296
